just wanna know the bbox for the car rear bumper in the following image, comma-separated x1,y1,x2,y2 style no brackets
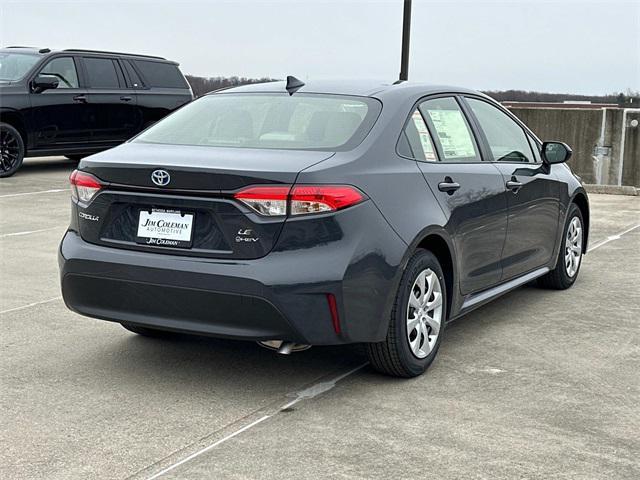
59,202,407,345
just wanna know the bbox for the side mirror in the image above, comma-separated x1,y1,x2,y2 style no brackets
542,141,572,164
32,75,59,93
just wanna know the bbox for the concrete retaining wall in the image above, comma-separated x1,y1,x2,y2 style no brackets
508,107,640,187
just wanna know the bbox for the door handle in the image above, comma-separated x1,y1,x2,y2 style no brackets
438,177,461,195
506,179,523,193
72,95,87,103
120,96,133,102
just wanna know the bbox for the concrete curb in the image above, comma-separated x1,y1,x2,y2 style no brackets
584,184,639,196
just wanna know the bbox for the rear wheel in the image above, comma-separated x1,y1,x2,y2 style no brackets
120,322,176,338
0,122,25,178
367,249,446,378
538,203,584,289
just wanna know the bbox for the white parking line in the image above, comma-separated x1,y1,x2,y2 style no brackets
0,227,62,238
0,188,67,199
0,296,62,315
146,362,368,480
587,223,640,252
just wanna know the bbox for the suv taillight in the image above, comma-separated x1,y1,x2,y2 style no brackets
70,170,103,203
234,185,366,216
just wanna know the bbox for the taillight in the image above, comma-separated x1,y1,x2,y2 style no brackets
290,185,365,215
234,186,290,216
234,185,366,216
70,169,102,203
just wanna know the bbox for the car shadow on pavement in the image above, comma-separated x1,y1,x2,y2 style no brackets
83,328,368,394
16,157,78,176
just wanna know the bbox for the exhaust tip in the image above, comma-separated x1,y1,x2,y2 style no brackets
257,340,311,355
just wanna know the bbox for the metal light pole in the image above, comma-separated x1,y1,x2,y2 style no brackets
399,0,412,82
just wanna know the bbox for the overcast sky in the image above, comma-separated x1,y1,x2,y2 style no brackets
1,0,638,94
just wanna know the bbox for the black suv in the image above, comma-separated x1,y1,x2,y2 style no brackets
0,47,193,177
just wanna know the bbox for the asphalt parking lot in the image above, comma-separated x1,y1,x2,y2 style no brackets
1,157,639,480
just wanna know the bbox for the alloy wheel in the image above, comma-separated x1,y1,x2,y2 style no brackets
406,268,443,359
0,128,21,174
565,216,583,277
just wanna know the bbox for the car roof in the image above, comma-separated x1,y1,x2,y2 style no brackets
216,79,485,101
1,46,177,64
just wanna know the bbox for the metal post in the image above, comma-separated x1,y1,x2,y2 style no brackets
399,0,412,81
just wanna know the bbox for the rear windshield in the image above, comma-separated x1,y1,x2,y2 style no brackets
134,93,381,151
133,60,188,89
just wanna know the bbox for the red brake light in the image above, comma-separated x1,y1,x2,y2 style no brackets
70,169,102,203
234,185,366,216
290,185,365,215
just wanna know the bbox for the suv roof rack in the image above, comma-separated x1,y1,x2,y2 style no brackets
62,49,166,60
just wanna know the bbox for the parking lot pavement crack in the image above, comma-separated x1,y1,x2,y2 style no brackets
129,362,368,480
587,223,640,252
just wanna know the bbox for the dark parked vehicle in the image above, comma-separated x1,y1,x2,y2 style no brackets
0,47,193,177
59,79,589,377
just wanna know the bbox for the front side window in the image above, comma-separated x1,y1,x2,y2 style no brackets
419,97,480,162
466,98,535,163
0,52,41,81
134,93,381,152
83,57,120,88
39,57,79,88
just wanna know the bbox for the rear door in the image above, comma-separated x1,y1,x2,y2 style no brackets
79,56,141,145
400,96,508,294
28,55,90,148
462,96,561,280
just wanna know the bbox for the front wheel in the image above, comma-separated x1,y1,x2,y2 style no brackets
0,122,25,178
538,203,584,289
367,249,447,378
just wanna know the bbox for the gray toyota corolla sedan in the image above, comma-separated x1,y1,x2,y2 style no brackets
59,78,589,377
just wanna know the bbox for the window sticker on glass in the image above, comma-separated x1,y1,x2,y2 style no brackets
427,109,476,160
411,111,437,161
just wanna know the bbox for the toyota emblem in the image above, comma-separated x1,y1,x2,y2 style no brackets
151,169,170,187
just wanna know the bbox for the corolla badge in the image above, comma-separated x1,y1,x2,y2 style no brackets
151,169,171,186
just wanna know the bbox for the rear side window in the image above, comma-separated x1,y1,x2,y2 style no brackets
400,109,437,161
39,57,79,89
83,57,120,88
466,98,535,163
122,60,143,88
134,93,381,152
419,97,480,162
133,60,187,88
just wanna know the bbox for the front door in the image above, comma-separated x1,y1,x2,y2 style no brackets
400,97,508,295
28,56,90,149
462,96,561,280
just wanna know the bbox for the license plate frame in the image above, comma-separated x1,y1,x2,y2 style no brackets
136,208,195,248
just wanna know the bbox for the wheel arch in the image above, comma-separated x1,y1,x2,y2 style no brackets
403,227,457,321
571,191,590,252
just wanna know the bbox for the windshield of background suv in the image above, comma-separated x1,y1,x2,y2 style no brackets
0,52,41,81
134,93,381,151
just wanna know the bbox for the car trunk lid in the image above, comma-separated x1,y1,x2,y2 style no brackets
76,143,334,259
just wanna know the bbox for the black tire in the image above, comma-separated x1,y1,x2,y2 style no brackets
538,203,584,290
367,249,447,378
0,122,25,178
65,155,85,161
120,322,176,338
